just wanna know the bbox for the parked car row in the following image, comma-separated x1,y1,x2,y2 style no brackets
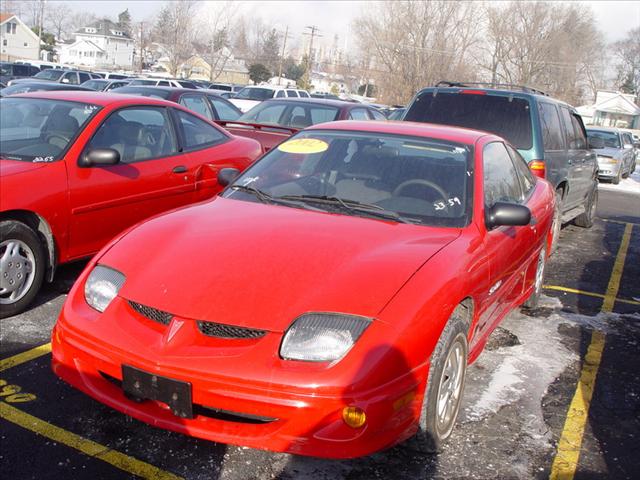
1,78,603,460
586,126,637,184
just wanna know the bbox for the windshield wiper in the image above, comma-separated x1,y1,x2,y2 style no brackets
229,184,274,204
278,194,419,224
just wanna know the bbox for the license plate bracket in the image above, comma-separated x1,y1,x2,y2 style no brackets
121,365,193,419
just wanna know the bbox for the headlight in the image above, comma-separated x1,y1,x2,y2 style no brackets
84,265,125,312
597,156,617,164
280,313,371,362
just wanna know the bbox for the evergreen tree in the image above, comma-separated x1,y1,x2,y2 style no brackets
117,9,132,36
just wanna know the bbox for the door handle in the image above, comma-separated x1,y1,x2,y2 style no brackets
172,165,187,173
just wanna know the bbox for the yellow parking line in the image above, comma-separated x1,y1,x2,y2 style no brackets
602,223,633,313
0,402,182,479
549,223,633,480
0,343,52,373
543,285,640,306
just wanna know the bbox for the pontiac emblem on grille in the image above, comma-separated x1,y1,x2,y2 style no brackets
166,319,184,343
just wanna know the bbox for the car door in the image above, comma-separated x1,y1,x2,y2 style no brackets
476,141,535,335
66,105,195,259
622,132,634,173
171,108,239,202
559,106,592,204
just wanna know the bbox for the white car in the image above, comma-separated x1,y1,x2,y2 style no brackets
230,86,311,112
127,78,198,89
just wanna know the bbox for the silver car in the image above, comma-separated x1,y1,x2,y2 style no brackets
586,127,636,184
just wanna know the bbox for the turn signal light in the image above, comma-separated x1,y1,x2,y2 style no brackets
528,160,546,179
342,406,367,428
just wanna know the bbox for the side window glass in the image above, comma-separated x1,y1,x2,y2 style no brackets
538,103,564,151
348,108,370,120
63,72,79,84
285,90,298,97
298,91,310,98
88,107,177,163
78,72,90,83
559,107,577,149
370,109,386,120
506,144,535,197
275,90,286,98
253,104,287,124
622,133,632,147
179,95,213,120
158,80,170,87
483,142,523,206
175,109,227,150
208,97,240,121
288,105,311,128
570,114,587,149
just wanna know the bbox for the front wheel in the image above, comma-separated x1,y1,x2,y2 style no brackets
416,307,468,452
0,221,46,319
523,246,547,310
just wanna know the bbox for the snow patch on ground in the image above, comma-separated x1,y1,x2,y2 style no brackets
598,168,640,195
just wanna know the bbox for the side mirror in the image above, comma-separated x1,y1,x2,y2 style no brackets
588,137,604,149
486,202,531,229
79,148,120,167
218,167,240,186
623,144,633,150
61,78,70,83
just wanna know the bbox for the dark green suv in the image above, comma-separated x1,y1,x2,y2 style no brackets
404,82,599,241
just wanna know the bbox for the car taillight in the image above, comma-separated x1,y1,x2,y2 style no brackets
528,160,546,178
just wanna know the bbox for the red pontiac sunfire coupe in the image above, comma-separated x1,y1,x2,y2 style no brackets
52,121,555,458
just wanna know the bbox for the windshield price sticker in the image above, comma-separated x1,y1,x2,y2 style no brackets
434,197,461,210
278,138,329,154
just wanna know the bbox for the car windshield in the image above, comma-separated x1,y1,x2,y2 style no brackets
234,87,275,101
224,130,472,227
81,79,107,90
404,91,533,150
34,69,64,81
238,101,340,128
0,97,100,162
587,130,620,149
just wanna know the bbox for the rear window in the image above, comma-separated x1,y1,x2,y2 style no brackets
405,91,533,150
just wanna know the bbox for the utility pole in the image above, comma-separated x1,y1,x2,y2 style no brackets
139,22,145,73
302,25,321,90
277,25,290,86
37,0,45,60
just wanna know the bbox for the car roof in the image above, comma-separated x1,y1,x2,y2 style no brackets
305,120,495,144
416,85,574,108
115,85,191,93
12,90,177,107
260,97,368,108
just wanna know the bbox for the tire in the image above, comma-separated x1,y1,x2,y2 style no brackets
550,191,562,255
523,245,547,310
416,306,469,453
574,188,597,228
0,221,46,319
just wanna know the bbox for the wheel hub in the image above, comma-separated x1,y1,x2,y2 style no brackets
436,341,465,433
0,240,35,304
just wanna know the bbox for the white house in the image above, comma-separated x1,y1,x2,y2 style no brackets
577,90,640,129
0,13,40,61
59,19,133,69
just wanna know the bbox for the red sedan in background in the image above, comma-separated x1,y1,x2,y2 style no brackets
0,91,261,317
52,121,554,458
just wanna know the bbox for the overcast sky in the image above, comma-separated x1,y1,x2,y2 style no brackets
58,0,640,48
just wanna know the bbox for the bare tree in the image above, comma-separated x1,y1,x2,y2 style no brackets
152,1,199,77
353,1,482,104
613,27,640,101
197,1,238,81
46,2,72,41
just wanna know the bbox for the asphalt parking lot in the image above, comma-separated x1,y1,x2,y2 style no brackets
1,177,639,480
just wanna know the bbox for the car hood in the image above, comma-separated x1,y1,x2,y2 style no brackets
229,98,261,112
0,158,50,177
102,197,460,332
595,147,624,159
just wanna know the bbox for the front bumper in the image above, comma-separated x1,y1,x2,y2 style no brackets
597,162,621,179
51,295,425,458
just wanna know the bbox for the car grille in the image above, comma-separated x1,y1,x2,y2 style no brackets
197,321,266,339
128,300,173,325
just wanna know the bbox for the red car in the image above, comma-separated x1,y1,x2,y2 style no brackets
52,121,555,458
0,91,261,317
219,98,387,152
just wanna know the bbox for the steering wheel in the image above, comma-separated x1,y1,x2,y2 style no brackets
45,133,70,149
393,179,449,204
